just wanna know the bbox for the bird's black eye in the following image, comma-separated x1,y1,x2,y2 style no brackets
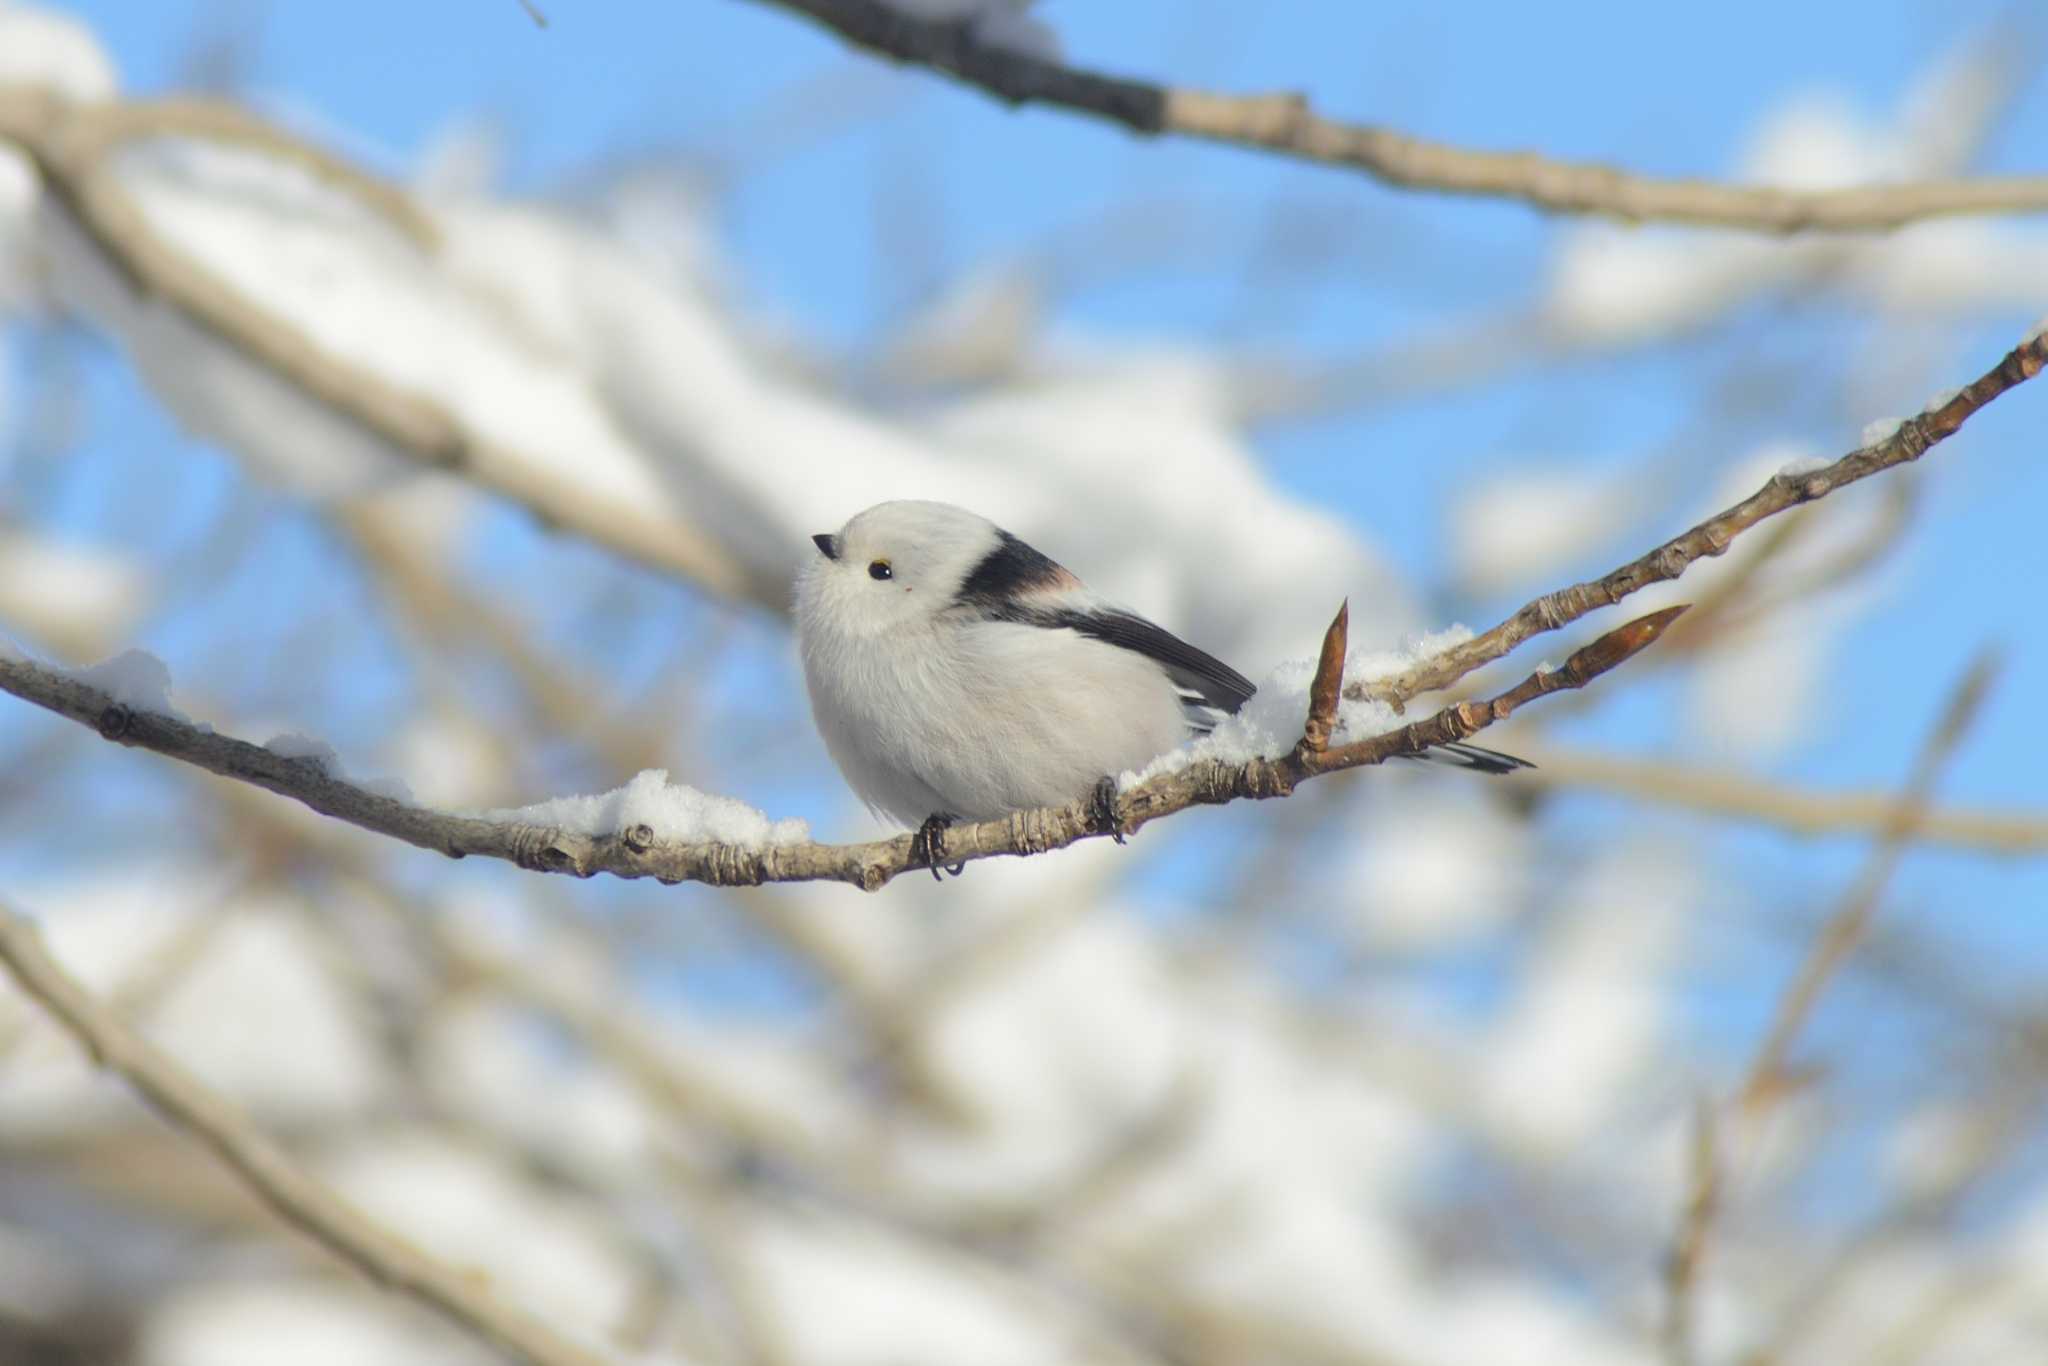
868,560,893,581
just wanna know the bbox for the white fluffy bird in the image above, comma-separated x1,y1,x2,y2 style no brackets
795,500,1525,875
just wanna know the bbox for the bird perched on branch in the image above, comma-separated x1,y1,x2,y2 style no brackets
795,500,1525,878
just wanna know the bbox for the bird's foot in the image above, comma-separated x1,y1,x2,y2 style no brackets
913,812,965,880
1089,775,1127,845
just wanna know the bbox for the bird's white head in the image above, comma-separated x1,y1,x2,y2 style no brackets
796,500,1014,639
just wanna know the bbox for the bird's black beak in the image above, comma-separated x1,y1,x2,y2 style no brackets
811,533,839,561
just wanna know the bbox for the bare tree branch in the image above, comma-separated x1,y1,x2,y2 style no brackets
1662,1098,1720,1366
740,0,2048,233
0,604,1676,893
0,897,617,1366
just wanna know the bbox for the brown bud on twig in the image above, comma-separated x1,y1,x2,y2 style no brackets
1567,603,1692,679
1299,599,1348,754
1490,604,1691,714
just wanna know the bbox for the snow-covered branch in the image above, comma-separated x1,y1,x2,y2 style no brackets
0,604,1677,891
742,0,2048,233
0,86,772,609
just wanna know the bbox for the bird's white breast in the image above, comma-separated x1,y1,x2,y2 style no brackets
800,614,1190,825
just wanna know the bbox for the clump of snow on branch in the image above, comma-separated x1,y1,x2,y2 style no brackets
481,767,810,847
262,730,342,769
73,647,179,716
1124,624,1474,786
1779,452,1834,476
18,645,423,802
261,731,416,802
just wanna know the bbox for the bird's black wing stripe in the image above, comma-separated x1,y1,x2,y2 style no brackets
955,529,1072,610
1036,607,1256,716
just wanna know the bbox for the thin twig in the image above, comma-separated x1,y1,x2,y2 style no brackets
0,897,615,1366
1663,1098,1721,1366
1354,330,2048,709
1654,652,2005,1366
741,0,2048,233
1510,746,2048,855
1739,650,2002,1110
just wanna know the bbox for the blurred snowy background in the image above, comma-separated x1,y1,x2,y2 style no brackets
2,1,2047,1362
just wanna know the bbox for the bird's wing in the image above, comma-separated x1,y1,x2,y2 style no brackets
1033,607,1256,719
949,532,1255,726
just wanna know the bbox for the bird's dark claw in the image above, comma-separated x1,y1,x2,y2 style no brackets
1090,775,1127,845
913,812,965,880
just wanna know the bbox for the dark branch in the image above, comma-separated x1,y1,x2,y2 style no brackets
740,0,2048,233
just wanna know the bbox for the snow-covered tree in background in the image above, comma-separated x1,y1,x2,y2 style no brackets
0,3,2045,1363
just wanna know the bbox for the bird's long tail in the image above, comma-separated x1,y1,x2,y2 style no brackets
1404,741,1533,776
